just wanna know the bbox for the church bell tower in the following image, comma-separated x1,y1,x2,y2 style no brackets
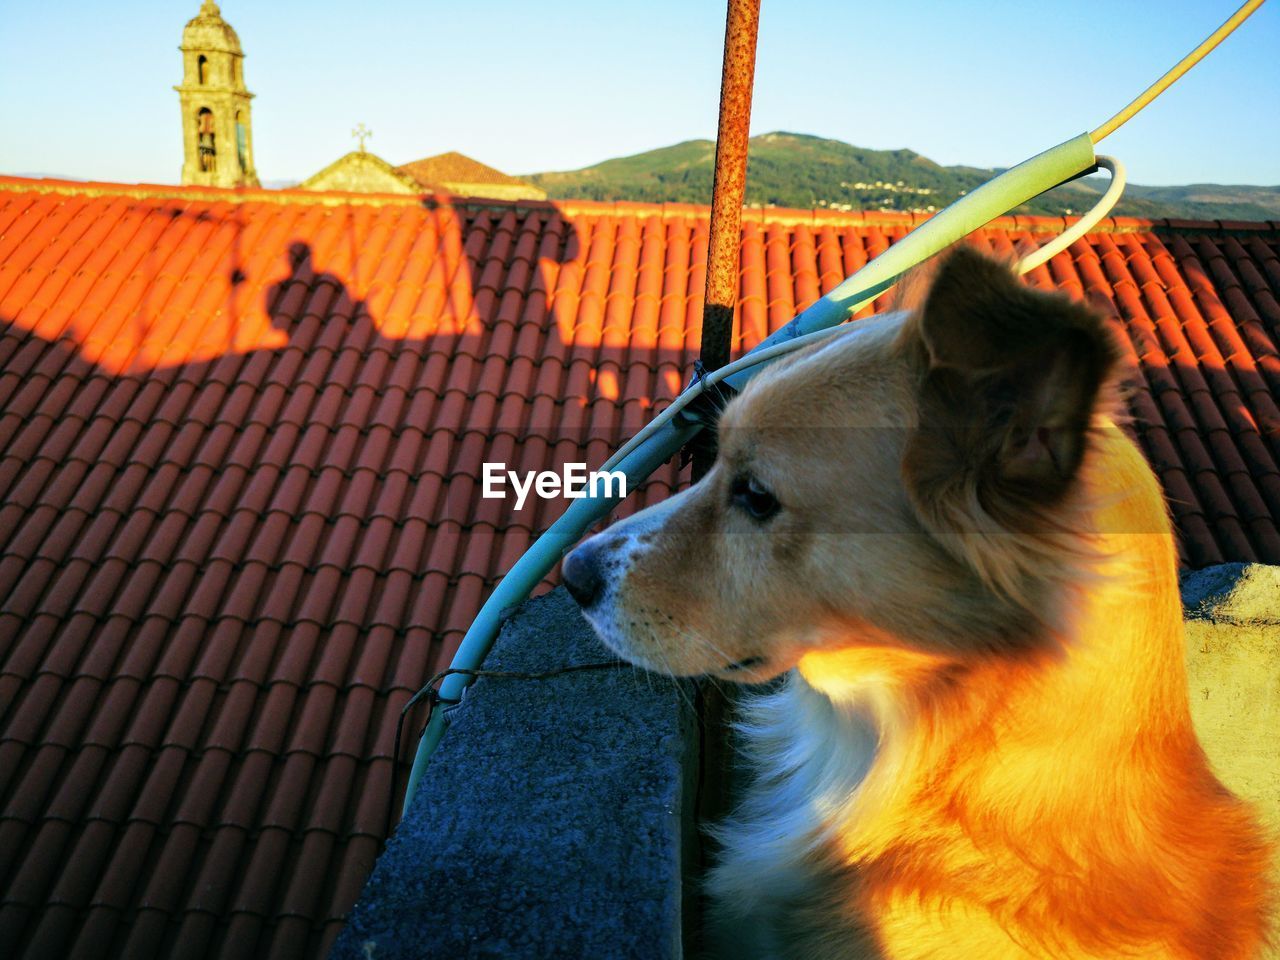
175,2,260,188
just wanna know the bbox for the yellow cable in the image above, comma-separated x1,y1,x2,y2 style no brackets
1092,0,1266,142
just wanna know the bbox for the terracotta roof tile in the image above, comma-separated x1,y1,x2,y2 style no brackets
1,175,1278,958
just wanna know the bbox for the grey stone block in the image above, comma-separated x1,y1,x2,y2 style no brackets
1181,562,1280,624
332,588,696,960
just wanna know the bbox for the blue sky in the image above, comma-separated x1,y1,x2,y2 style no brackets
1,0,1276,186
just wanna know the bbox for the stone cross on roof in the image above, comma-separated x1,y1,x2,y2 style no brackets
352,123,372,153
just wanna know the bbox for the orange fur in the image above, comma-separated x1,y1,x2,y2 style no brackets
800,431,1272,959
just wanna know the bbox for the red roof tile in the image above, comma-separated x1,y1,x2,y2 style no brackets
2,174,1279,958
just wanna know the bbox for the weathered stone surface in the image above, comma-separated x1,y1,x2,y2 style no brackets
332,588,695,960
1182,562,1280,625
298,151,420,194
1181,564,1280,837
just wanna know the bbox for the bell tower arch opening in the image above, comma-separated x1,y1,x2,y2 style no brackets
197,108,217,172
175,2,259,188
235,110,248,173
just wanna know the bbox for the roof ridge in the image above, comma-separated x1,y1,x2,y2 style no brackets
1,175,1277,234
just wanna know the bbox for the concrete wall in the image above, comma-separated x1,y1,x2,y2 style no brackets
332,590,696,959
335,567,1279,957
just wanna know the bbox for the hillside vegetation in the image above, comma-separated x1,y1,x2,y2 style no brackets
526,132,1280,221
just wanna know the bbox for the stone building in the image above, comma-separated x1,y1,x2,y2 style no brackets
175,1,259,188
298,147,422,195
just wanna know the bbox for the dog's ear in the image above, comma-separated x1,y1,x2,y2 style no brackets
903,247,1121,596
910,246,1119,493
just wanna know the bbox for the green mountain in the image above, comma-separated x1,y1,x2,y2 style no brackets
526,132,1280,221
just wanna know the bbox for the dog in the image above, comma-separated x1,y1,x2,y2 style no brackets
562,247,1274,959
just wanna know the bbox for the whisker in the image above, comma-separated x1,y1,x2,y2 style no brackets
663,622,741,701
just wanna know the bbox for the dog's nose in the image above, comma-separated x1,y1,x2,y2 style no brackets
562,540,604,608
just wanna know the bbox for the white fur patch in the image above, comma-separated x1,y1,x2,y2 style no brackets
574,489,689,670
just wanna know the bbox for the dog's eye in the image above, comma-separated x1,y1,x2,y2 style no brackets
731,474,780,522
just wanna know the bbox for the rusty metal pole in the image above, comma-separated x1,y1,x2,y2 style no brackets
686,6,761,954
692,0,760,481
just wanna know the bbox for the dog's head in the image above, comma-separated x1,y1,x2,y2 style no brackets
563,247,1122,683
